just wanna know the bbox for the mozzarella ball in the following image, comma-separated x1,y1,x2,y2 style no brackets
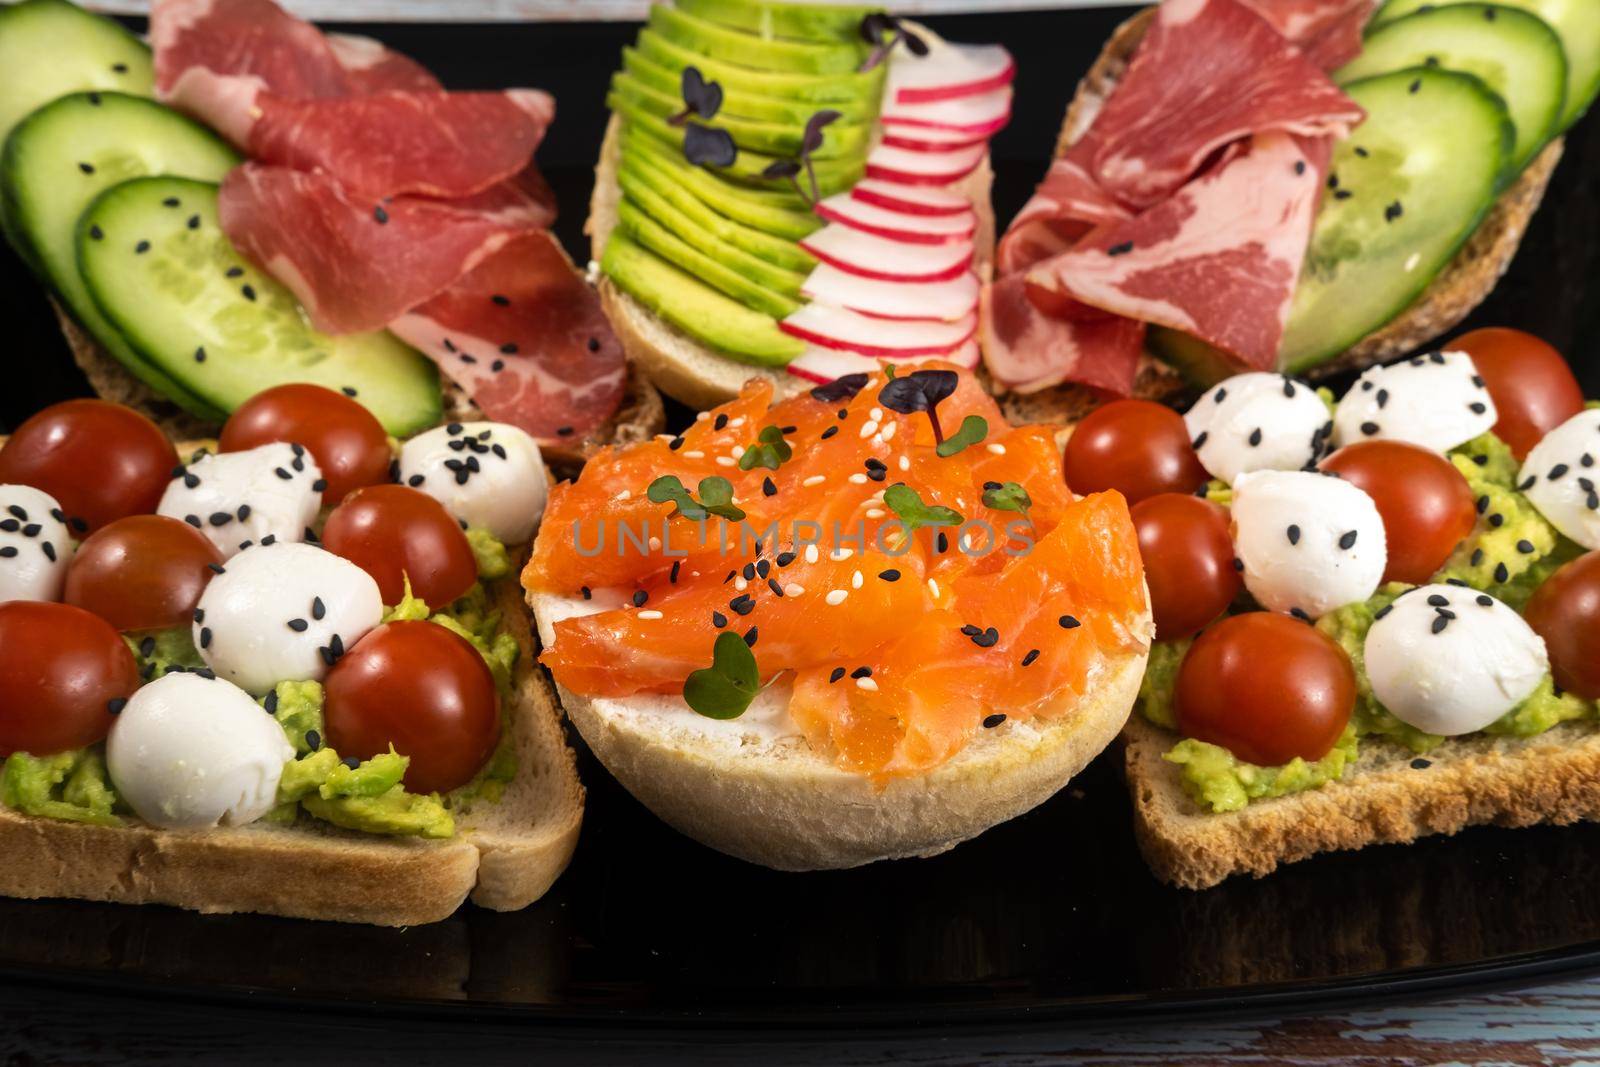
106,671,294,829
158,443,323,559
397,421,548,545
0,485,72,603
1183,372,1331,484
1332,350,1497,453
194,541,382,695
1364,584,1547,736
1231,469,1387,619
1518,409,1600,550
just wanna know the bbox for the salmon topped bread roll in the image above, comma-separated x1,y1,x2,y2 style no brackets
525,366,1153,870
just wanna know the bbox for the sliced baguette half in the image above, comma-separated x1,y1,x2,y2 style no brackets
997,7,1562,428
1124,713,1600,891
529,589,1145,871
0,522,583,926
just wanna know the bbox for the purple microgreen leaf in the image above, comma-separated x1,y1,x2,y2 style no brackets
682,122,737,169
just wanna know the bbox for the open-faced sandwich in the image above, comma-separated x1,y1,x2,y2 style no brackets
0,0,662,463
1076,327,1600,888
524,365,1153,869
0,384,582,924
986,0,1599,423
588,0,1014,408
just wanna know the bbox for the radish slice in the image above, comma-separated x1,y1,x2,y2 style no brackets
800,225,973,282
850,178,971,217
865,143,986,186
888,37,1015,105
779,304,977,356
815,193,975,245
881,88,1012,136
881,126,990,152
786,341,980,383
801,263,978,322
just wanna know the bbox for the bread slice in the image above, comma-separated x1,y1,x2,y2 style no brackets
588,110,1000,411
1123,713,1600,890
0,513,584,926
529,590,1145,870
996,7,1562,428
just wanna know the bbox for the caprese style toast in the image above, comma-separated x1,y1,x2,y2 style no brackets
0,384,582,925
987,0,1598,423
523,366,1153,869
1080,327,1600,888
0,0,662,463
587,0,1013,408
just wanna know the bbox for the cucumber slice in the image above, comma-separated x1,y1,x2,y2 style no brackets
0,0,153,150
1374,0,1600,130
77,177,442,436
1339,4,1566,172
1,92,237,416
1280,69,1512,374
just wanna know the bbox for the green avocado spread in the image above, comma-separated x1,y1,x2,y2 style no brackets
0,749,121,827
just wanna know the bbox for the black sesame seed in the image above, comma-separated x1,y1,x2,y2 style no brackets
491,294,510,307
1361,421,1380,437
1427,594,1449,607
1286,524,1301,546
373,205,389,224
1059,615,1080,629
1518,475,1538,492
935,531,949,554
763,477,778,497
1294,160,1307,176
1384,201,1403,222
241,284,256,301
1106,240,1134,256
1550,464,1571,480
1410,758,1432,770
1339,530,1358,550
107,697,127,715
668,436,685,451
850,666,872,679
236,504,251,521
199,627,212,648
1469,401,1487,415
1,547,20,559
768,577,784,597
1476,495,1490,514
730,594,755,616
1333,189,1352,200
208,512,231,527
77,161,95,175
1248,428,1263,448
588,337,601,352
1431,615,1449,634
88,224,103,241
776,551,796,567
820,425,839,440
1476,595,1494,608
829,667,846,683
1495,562,1510,583
878,569,900,582
712,611,727,628
1409,78,1421,93
1021,649,1040,667
226,266,244,278
982,713,1006,729
1489,513,1505,528
134,239,150,254
140,636,156,657
1376,388,1389,409
971,627,999,648
1192,431,1209,451
342,756,361,770
1233,558,1245,572
1471,548,1485,566
274,467,292,480
1374,604,1394,621
743,627,758,647
491,359,505,372
1517,539,1536,554
186,214,200,230
633,589,648,608
742,563,756,581
499,343,518,355
41,542,55,562
21,523,39,538
287,618,309,632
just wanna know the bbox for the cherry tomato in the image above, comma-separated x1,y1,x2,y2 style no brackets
321,484,477,607
1321,441,1476,585
1175,612,1355,765
219,384,392,505
1523,551,1600,700
1063,400,1208,505
0,400,176,533
0,601,139,756
64,515,224,632
1450,328,1585,459
1131,493,1240,640
323,620,499,794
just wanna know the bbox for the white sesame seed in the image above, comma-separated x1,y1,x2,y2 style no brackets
803,475,826,487
880,422,897,442
730,416,746,428
898,456,910,471
825,589,848,606
848,473,868,485
784,583,806,597
870,407,883,421
731,445,745,459
855,676,879,692
649,537,661,551
859,420,879,439
987,443,1007,455
735,577,748,591
928,578,940,598
716,456,736,467
866,508,885,519
805,544,819,564
851,570,863,589
655,434,675,442
870,434,884,447
696,411,709,421
682,450,705,459
615,489,631,501
831,547,854,561
636,610,663,620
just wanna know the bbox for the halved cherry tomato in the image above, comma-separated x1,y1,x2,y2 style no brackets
1175,612,1355,766
0,400,176,533
321,484,477,607
0,601,139,756
1063,400,1208,505
219,384,391,505
323,620,499,794
1321,441,1476,585
1523,551,1600,699
64,515,224,632
1450,328,1585,459
1131,493,1239,640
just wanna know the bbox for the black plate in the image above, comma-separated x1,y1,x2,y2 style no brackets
3,6,1600,1034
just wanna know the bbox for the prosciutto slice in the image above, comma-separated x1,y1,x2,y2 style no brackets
389,234,627,443
995,138,1129,276
1024,134,1330,372
326,32,443,92
1236,0,1378,71
1086,0,1362,209
980,275,1145,395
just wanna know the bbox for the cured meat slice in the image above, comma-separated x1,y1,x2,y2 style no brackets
325,32,443,92
995,139,1130,275
389,233,627,444
1236,0,1377,70
218,164,526,334
152,0,349,103
979,275,1145,395
1086,0,1362,208
1024,133,1329,372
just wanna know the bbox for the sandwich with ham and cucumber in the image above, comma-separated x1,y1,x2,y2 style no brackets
985,0,1598,424
588,0,1014,409
0,0,661,464
0,383,582,925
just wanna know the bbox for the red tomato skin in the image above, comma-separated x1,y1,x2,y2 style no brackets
1175,612,1355,766
1063,400,1209,505
1524,552,1600,700
321,485,477,608
323,620,500,794
1450,328,1585,460
1131,493,1240,640
0,602,139,756
219,384,392,505
0,400,176,533
64,515,224,631
1321,441,1477,585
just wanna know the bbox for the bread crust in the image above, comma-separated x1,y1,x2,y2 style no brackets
0,512,583,926
1123,714,1600,890
995,6,1561,427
